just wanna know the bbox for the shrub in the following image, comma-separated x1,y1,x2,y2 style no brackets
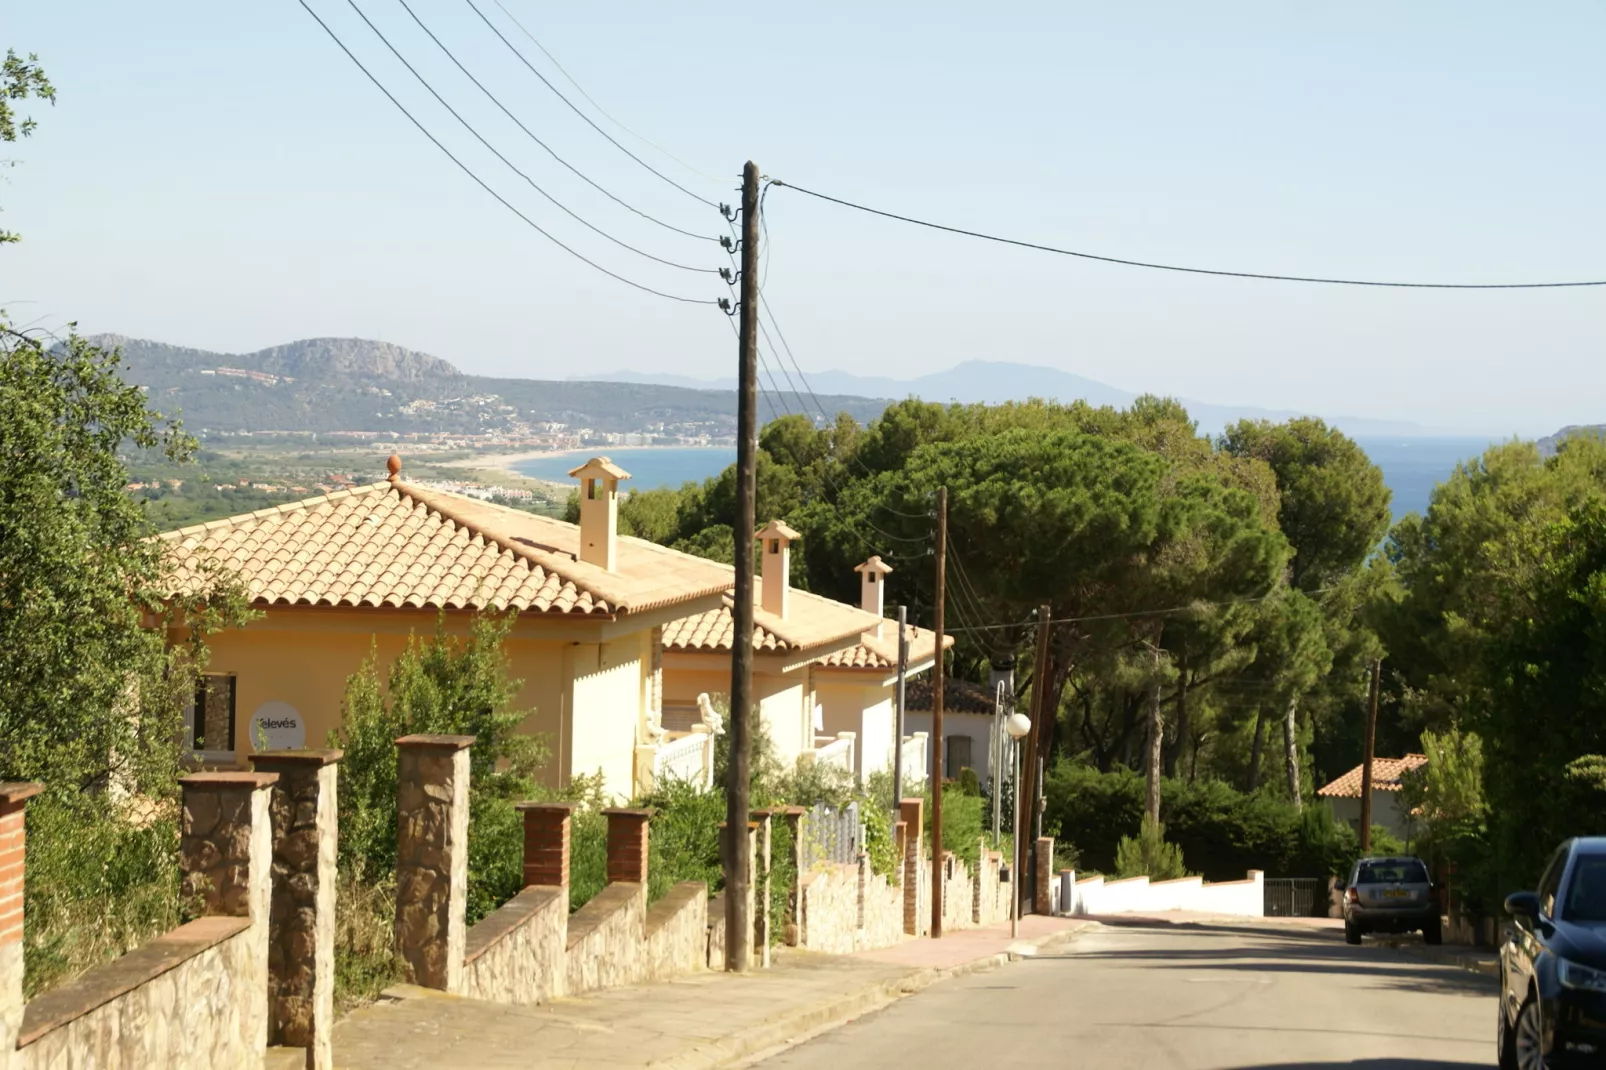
1114,816,1189,881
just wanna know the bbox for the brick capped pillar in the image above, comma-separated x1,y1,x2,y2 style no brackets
395,734,474,993
181,770,278,1057
751,810,773,968
1033,837,1055,916
0,783,42,1070
519,802,576,888
251,749,342,1070
604,808,651,885
899,798,924,936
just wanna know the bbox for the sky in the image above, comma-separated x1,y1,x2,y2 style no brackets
5,1,1604,436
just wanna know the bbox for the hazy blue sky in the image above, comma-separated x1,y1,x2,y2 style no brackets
6,1,1603,435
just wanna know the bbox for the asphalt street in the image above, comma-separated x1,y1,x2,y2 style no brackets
757,921,1495,1070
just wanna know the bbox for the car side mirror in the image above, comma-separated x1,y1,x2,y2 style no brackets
1506,891,1542,920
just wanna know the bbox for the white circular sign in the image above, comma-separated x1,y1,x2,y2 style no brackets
249,701,305,751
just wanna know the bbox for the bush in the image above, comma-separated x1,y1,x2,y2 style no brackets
926,782,985,869
1114,816,1189,880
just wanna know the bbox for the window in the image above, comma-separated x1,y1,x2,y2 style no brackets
1540,846,1569,918
1563,854,1606,922
1355,859,1428,885
768,539,780,555
191,674,236,755
946,735,972,779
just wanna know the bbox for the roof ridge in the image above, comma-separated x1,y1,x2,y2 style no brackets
159,481,393,541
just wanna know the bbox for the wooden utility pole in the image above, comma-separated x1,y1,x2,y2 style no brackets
930,487,947,937
1021,603,1052,914
1359,658,1381,854
725,160,760,972
893,605,908,813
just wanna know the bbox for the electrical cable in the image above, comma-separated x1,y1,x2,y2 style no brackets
344,0,715,273
771,180,1606,290
395,0,716,242
463,0,720,208
294,0,716,304
489,0,727,187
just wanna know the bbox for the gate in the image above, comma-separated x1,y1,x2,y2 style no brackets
1263,878,1322,917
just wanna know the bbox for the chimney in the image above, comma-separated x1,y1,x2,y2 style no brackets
568,457,631,571
854,556,894,640
757,520,800,619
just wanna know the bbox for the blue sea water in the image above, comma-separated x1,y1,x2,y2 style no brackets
518,439,1500,522
514,447,737,489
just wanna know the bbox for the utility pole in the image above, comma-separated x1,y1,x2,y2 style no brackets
893,606,908,813
1021,604,1052,914
930,486,947,938
725,160,759,972
1359,658,1381,855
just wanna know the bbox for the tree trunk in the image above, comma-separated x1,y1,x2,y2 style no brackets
1248,706,1268,792
1283,692,1302,809
1146,644,1163,825
1165,668,1188,779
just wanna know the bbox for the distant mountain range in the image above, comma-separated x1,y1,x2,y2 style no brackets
1537,424,1606,458
91,335,890,437
585,360,1435,437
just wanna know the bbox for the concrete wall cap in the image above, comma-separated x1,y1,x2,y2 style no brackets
181,771,280,789
0,781,45,805
601,807,653,819
395,733,476,750
249,748,344,767
515,800,580,813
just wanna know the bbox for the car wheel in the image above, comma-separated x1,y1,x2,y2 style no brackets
1498,987,1518,1070
1424,918,1443,946
1345,921,1362,945
1514,994,1546,1070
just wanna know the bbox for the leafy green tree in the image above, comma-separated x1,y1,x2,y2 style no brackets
1114,816,1190,880
2,48,54,243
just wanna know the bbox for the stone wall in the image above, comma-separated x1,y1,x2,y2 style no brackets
973,843,1008,926
796,854,905,955
858,858,905,950
564,883,646,996
644,883,708,982
462,886,567,1004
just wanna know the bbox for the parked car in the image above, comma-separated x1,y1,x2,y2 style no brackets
1343,855,1441,945
1499,837,1606,1070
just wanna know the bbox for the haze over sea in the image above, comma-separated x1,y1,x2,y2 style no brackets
517,439,1505,522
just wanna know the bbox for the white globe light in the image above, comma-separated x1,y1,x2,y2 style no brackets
1005,712,1032,740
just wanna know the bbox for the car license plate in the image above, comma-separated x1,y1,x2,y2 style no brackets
1383,889,1409,899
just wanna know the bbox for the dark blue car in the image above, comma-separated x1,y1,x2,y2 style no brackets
1500,837,1606,1069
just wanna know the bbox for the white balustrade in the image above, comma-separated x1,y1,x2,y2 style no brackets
654,726,715,789
811,731,856,775
901,732,929,789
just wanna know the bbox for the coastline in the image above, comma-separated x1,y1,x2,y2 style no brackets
465,444,732,485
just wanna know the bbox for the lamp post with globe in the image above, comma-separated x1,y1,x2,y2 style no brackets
1005,711,1032,938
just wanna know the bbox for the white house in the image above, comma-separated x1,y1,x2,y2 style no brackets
1316,753,1428,845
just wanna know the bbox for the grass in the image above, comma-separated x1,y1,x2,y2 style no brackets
333,871,402,1016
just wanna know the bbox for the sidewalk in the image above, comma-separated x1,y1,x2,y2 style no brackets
332,919,1097,1070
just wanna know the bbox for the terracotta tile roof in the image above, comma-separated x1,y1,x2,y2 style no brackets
814,624,951,672
1316,754,1428,799
160,480,732,617
662,587,884,656
905,677,997,716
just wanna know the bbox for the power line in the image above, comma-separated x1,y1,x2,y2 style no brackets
463,0,720,208
395,0,715,242
343,0,714,273
294,0,716,305
772,180,1606,290
489,0,726,187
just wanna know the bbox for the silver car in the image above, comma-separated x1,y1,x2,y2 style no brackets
1343,855,1442,945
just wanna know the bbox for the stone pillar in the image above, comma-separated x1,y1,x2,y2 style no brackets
899,798,924,936
250,750,341,1070
603,808,650,885
0,783,42,1070
1033,837,1055,916
780,807,806,946
518,802,576,887
751,810,773,968
181,770,278,1056
394,734,474,993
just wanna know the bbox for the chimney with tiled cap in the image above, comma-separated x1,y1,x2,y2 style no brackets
854,556,894,640
568,457,631,571
757,520,800,619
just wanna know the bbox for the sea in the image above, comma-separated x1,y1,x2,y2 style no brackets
516,439,1502,522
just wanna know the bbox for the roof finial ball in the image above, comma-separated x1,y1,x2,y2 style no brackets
386,454,402,480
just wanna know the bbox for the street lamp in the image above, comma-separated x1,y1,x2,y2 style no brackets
1005,712,1031,937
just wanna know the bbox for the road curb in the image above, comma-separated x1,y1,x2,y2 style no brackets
697,922,1099,1069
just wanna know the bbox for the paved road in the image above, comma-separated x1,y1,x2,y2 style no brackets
758,921,1495,1070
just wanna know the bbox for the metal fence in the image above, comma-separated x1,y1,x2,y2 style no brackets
799,801,862,868
1263,877,1323,918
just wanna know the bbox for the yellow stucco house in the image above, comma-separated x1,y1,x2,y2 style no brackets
161,456,731,799
659,523,950,784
